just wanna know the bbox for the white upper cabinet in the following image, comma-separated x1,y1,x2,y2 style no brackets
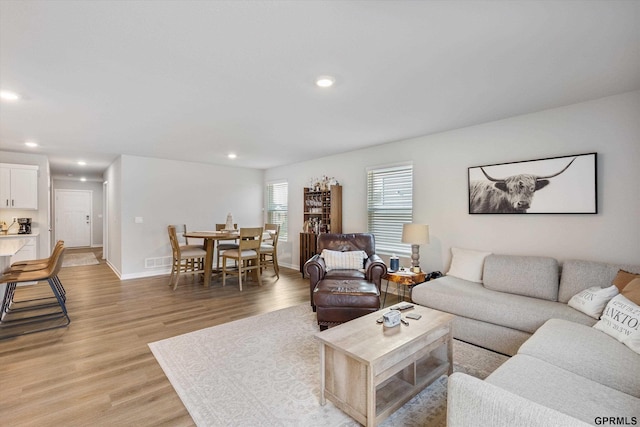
0,163,39,210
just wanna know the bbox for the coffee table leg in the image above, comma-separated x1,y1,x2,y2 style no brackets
367,368,375,426
447,329,454,375
319,343,326,405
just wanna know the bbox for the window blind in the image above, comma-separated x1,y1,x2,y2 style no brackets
266,181,288,241
367,164,413,255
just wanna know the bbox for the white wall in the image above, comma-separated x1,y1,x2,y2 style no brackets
265,91,640,272
0,150,51,257
115,155,264,278
52,179,104,246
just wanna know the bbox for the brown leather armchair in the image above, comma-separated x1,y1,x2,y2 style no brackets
304,233,387,328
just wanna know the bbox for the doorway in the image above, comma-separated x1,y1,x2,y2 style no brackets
55,189,92,247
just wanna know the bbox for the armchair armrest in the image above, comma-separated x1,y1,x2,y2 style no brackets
304,254,326,308
365,254,387,290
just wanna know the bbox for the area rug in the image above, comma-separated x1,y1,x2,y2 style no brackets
149,304,508,427
62,252,99,267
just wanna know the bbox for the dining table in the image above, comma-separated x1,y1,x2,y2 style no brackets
183,230,273,288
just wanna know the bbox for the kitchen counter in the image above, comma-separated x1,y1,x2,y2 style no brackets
0,237,28,258
0,232,40,238
0,238,30,329
0,233,39,273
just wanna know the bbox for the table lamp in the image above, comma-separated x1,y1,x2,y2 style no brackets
402,223,430,272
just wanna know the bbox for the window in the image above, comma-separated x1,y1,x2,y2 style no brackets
266,181,288,241
367,163,413,255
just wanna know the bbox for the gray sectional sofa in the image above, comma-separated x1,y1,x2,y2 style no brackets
411,254,638,356
411,254,640,426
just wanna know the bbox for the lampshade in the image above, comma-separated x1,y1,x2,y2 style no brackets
402,224,430,245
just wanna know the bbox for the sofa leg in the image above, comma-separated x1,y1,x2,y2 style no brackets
319,325,328,331
312,305,317,312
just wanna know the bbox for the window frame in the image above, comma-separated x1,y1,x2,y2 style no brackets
366,162,413,256
266,180,288,242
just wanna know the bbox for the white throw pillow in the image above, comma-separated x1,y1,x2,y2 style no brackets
568,285,619,319
446,247,492,283
593,294,640,355
321,249,366,272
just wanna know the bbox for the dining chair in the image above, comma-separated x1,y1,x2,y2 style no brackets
168,225,207,290
170,224,193,246
222,227,264,291
259,223,280,279
215,223,239,272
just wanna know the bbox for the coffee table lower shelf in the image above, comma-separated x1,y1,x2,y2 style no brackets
376,354,449,420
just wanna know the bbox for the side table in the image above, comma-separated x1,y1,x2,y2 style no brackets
382,270,427,306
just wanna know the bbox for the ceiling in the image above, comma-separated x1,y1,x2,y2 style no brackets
1,1,639,181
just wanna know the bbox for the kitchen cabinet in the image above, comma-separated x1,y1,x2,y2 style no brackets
10,236,37,264
0,163,39,210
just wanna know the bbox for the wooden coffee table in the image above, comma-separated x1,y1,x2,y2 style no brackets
314,304,454,426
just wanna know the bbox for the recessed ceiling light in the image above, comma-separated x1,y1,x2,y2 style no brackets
77,161,87,166
228,153,237,159
25,141,38,148
0,90,20,101
316,76,335,88
80,177,87,182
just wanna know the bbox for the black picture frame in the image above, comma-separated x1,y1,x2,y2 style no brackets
468,153,597,214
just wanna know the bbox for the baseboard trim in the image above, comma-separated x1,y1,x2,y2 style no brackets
106,260,122,279
119,268,171,281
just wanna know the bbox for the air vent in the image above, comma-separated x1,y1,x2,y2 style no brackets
144,256,172,268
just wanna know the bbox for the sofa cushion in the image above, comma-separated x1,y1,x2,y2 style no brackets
518,319,640,397
325,269,366,280
446,247,491,283
447,373,592,427
483,254,559,301
411,276,595,334
622,278,640,305
594,294,640,355
613,269,640,291
567,285,619,319
486,354,640,424
558,259,640,304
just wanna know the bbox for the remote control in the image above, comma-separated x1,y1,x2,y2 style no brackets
395,303,414,311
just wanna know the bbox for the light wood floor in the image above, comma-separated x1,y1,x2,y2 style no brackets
0,248,398,426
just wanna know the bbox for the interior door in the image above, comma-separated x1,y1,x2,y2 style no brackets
55,189,92,247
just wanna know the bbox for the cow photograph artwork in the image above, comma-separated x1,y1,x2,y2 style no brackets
468,153,597,214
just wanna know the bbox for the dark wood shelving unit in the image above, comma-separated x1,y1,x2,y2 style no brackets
300,185,342,276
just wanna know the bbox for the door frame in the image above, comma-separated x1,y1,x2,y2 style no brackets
103,181,109,261
54,189,93,247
